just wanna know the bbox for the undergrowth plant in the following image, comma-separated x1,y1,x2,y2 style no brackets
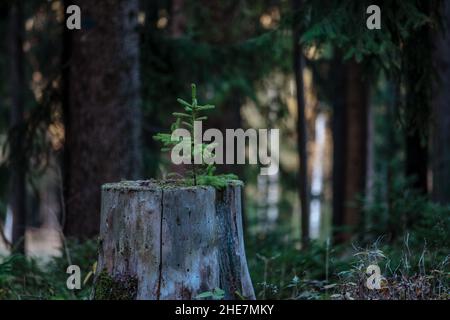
0,240,97,300
154,84,237,188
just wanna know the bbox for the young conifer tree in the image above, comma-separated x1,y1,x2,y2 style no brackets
154,84,237,188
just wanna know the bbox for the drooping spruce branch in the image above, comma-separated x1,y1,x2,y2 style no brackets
154,84,237,188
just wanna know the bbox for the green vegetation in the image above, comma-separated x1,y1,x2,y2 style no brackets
0,0,448,301
1,229,447,300
0,240,96,300
247,236,449,300
195,287,226,300
93,270,138,300
154,83,237,189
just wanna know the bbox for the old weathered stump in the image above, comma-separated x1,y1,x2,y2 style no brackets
215,184,255,299
93,180,255,300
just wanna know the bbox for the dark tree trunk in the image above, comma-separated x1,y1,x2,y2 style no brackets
63,0,142,239
405,132,428,193
331,55,347,241
403,3,431,195
343,60,368,234
386,83,401,241
432,0,450,204
292,0,310,247
170,0,186,37
332,58,368,242
8,0,26,254
142,0,158,29
208,91,244,178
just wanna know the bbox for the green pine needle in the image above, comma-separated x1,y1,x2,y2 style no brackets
153,83,238,188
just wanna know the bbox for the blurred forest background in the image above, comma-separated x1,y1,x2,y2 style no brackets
0,0,449,299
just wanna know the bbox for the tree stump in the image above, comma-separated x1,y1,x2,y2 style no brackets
215,184,255,299
93,180,255,300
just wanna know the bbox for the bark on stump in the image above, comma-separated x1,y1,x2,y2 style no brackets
93,180,255,300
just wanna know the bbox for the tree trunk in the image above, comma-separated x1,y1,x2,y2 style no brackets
403,2,431,196
215,183,254,299
94,180,255,300
63,0,142,239
332,58,368,242
386,83,401,241
405,132,428,193
343,60,368,233
432,0,450,204
170,0,186,37
292,0,310,247
331,55,347,241
8,0,26,254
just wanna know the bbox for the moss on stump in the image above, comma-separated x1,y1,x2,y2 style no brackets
93,270,138,300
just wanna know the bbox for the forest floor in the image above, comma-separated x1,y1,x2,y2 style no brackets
0,225,448,300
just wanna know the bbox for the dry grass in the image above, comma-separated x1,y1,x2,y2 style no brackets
331,239,449,300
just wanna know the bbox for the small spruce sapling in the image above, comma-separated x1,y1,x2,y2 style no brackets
154,84,237,188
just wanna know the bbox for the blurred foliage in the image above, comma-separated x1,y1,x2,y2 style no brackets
300,0,439,70
300,0,441,136
0,239,97,300
140,0,292,176
363,175,450,252
0,0,448,301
